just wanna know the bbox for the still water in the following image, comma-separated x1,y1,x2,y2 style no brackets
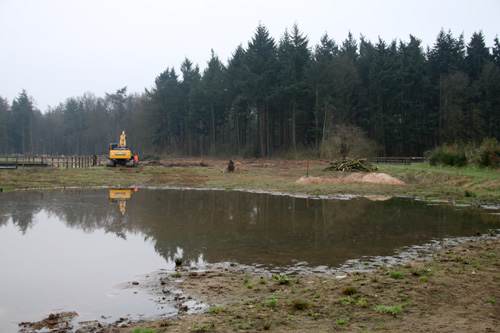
0,188,499,331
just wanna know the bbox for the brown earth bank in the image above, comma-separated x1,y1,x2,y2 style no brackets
24,236,500,332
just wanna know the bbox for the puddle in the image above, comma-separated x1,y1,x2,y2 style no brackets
1,188,499,331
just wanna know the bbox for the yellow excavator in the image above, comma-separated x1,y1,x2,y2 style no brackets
106,130,135,167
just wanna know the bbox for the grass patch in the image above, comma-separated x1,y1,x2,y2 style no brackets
272,274,291,285
291,299,311,310
373,304,403,315
336,317,350,325
343,286,357,295
390,271,406,279
209,306,227,314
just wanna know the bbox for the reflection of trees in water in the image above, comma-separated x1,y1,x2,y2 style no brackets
0,192,44,234
0,189,498,268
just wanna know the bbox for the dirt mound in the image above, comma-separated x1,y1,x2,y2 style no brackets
295,172,405,185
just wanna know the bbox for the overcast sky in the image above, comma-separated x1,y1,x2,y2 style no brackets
1,0,498,111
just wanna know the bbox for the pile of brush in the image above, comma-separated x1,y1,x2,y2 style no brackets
324,158,377,172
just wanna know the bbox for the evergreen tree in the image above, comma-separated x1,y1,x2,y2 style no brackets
244,23,278,157
465,31,492,81
0,96,10,154
201,50,227,154
277,23,311,156
11,90,38,154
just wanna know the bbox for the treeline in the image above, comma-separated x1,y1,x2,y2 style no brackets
1,24,499,158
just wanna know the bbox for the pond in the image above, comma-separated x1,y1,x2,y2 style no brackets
1,188,499,331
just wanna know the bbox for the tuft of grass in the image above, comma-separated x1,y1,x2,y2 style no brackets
171,272,181,278
266,299,277,308
259,278,266,284
209,306,227,314
485,299,496,304
373,304,403,315
343,286,357,295
133,329,156,333
336,317,350,325
174,257,184,266
291,299,311,310
390,271,406,279
418,276,429,283
272,274,291,285
338,297,353,305
356,297,368,308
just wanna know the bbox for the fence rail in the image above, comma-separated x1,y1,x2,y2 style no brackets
372,157,425,165
0,155,105,169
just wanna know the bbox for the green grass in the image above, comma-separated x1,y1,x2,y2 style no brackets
373,304,403,315
390,271,406,279
1,162,499,203
209,306,228,314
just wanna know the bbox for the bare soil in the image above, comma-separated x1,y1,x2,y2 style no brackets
295,173,405,186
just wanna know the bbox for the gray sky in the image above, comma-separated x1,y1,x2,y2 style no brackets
1,0,498,112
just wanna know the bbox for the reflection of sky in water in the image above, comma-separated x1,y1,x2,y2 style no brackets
0,210,167,332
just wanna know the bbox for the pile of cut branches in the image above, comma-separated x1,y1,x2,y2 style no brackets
324,158,377,172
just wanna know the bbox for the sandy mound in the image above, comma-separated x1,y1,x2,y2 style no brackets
295,172,405,185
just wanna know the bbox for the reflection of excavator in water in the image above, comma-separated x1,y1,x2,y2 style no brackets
109,188,135,215
106,130,135,167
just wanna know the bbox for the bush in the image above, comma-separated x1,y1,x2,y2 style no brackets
428,146,467,167
478,138,500,168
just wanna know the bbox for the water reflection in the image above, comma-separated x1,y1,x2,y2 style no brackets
1,189,499,270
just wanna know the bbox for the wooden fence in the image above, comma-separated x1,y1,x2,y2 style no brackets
372,157,425,165
0,155,106,169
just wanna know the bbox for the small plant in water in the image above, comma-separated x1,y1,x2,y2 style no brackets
171,272,181,278
487,229,498,236
174,257,184,266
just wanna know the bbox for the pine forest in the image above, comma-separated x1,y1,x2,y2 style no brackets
1,24,499,159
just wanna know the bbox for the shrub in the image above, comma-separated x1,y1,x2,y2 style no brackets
478,138,500,168
429,148,467,167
